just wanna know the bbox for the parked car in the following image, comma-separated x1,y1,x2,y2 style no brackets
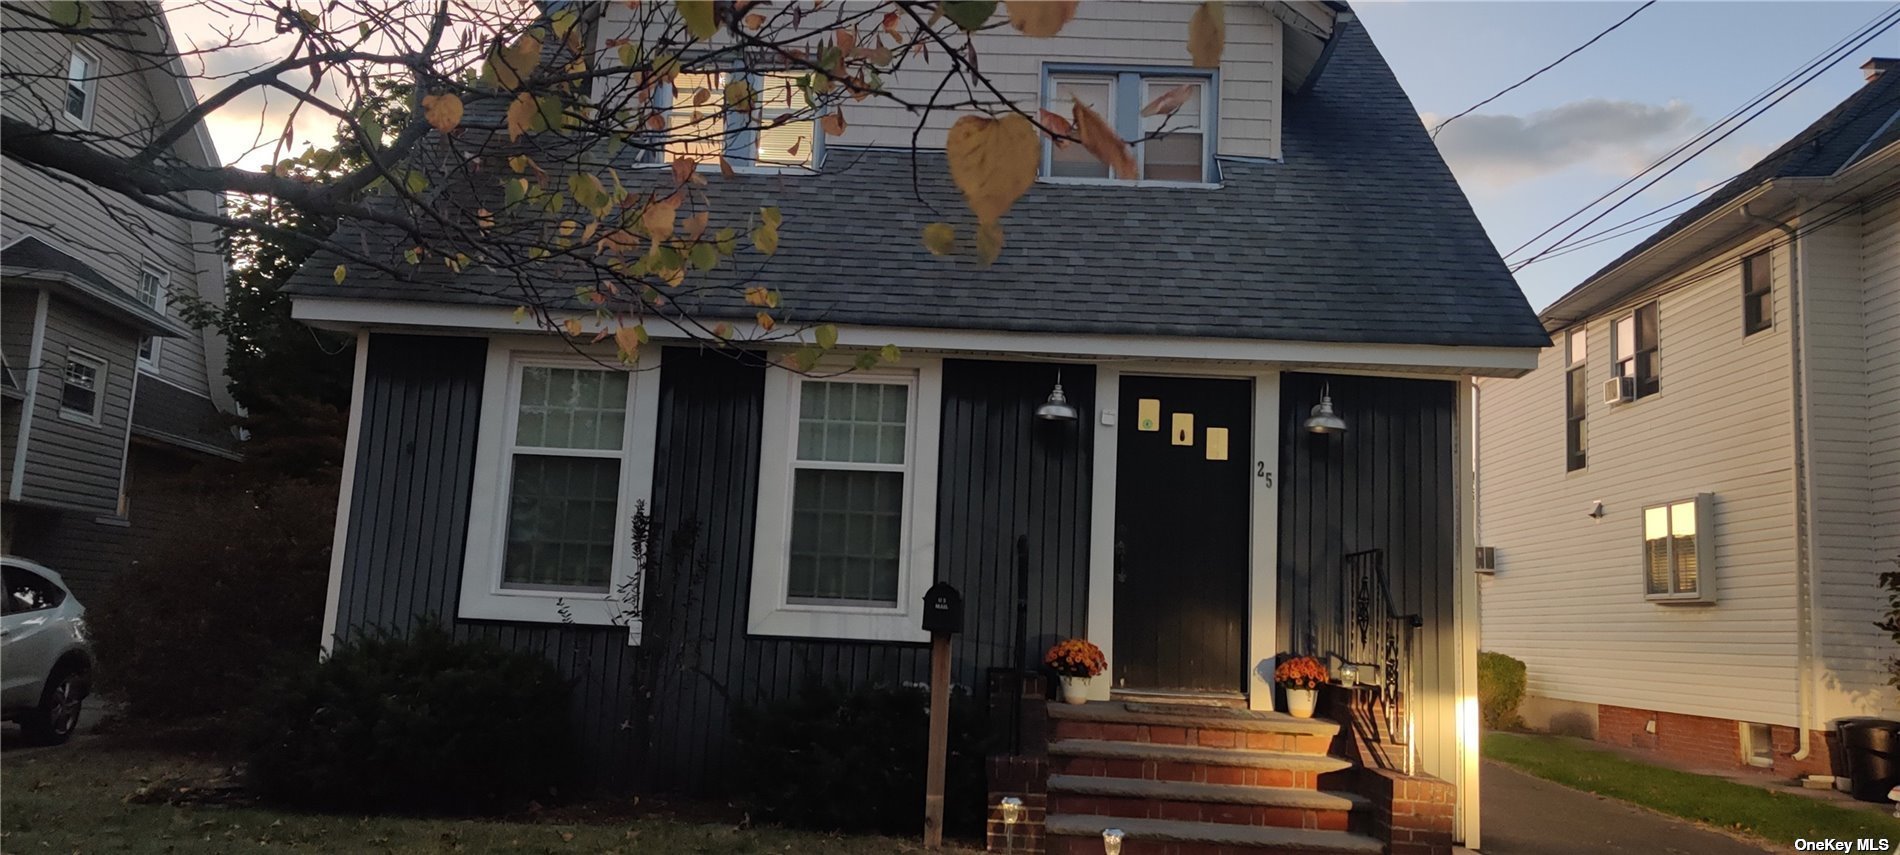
0,557,90,744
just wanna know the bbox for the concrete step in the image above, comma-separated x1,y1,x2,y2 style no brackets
1048,739,1353,789
1045,814,1385,855
1049,773,1362,831
1050,701,1341,737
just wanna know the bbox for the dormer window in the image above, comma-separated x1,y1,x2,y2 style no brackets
1043,66,1216,185
662,70,816,169
64,48,97,127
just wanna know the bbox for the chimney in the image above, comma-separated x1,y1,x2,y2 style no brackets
1862,57,1899,83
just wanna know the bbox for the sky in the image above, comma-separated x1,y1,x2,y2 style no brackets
165,1,1900,313
1355,1,1898,309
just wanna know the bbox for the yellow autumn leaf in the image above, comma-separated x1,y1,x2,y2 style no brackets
614,325,644,361
756,311,776,331
724,78,755,113
421,93,464,132
975,221,1005,265
642,193,680,241
1141,84,1197,117
1072,101,1136,180
821,110,847,137
676,0,716,38
1006,0,1076,37
488,35,542,90
563,318,583,337
682,210,709,242
1188,1,1225,69
506,92,537,140
945,114,1038,226
332,264,346,284
921,223,956,256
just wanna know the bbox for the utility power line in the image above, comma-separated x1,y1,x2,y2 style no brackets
1430,1,1656,140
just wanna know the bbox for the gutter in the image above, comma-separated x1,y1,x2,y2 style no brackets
1744,201,1820,762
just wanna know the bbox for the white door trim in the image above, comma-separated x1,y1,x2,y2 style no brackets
1085,363,1280,708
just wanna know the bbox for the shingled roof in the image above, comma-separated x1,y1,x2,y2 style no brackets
1555,59,1900,311
285,20,1548,350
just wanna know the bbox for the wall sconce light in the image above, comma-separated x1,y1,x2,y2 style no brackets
1036,372,1079,422
1101,827,1125,855
998,796,1024,851
1587,500,1606,521
1304,384,1347,434
1338,663,1360,686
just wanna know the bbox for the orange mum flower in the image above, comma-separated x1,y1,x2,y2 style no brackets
1044,639,1107,678
1274,656,1328,690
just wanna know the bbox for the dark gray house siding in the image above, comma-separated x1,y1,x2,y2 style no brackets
330,335,1095,791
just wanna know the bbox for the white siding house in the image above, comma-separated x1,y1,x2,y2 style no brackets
1479,58,1900,778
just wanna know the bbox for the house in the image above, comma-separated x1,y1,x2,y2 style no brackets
1476,57,1900,780
286,3,1545,851
0,2,240,599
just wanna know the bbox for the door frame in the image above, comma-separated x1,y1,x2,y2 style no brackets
1085,364,1281,710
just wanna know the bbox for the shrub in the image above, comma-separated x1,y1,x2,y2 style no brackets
88,481,333,721
1478,651,1528,731
244,622,578,814
732,682,992,836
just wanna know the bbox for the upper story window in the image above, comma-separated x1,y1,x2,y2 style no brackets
137,264,166,371
63,48,96,127
1611,301,1660,400
1742,250,1772,336
1044,66,1216,185
58,349,105,424
1564,327,1587,471
1644,494,1714,603
663,70,815,168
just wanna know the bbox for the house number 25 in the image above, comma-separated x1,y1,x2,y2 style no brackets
1256,462,1273,487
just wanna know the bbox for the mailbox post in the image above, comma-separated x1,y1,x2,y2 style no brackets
921,582,962,848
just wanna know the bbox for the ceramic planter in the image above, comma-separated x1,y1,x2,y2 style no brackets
1286,687,1318,718
1060,675,1092,704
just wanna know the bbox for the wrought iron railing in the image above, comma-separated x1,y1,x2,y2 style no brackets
1337,549,1421,775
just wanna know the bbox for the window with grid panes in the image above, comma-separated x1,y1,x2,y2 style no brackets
787,380,911,605
501,365,630,591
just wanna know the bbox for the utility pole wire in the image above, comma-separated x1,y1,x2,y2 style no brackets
1429,1,1656,140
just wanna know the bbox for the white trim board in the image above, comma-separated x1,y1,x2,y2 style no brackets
9,290,51,501
318,330,369,654
289,297,1540,377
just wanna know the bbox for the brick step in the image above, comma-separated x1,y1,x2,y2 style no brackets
1046,814,1384,855
1048,702,1340,755
1049,740,1353,789
1050,774,1367,823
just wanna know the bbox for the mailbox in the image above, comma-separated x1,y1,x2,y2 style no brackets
921,581,964,635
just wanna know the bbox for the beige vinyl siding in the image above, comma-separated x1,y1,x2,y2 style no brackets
0,5,214,399
598,1,1283,160
1479,232,1800,726
1801,198,1895,720
1855,193,1900,713
16,297,137,514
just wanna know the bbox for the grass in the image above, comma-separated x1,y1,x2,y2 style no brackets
1,740,974,854
1485,731,1900,847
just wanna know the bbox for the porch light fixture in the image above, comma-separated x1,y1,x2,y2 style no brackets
1338,663,1360,686
1304,385,1347,434
1101,828,1125,855
1036,373,1079,422
999,797,1024,851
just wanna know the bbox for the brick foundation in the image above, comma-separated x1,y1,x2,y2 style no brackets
987,754,1050,853
1598,704,1835,779
1362,767,1454,855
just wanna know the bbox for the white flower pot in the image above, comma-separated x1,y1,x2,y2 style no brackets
1060,675,1092,704
1286,687,1318,719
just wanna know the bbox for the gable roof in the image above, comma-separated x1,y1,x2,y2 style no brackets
0,236,191,336
1543,60,1900,326
285,20,1547,350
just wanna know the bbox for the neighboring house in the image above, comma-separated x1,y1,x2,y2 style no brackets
0,2,240,599
1477,58,1900,779
287,4,1544,850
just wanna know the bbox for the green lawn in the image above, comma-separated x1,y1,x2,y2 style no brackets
1485,731,1900,847
1,740,971,854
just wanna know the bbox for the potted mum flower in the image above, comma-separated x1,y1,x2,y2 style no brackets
1044,639,1107,704
1275,655,1328,719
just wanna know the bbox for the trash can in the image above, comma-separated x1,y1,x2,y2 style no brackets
1838,718,1900,803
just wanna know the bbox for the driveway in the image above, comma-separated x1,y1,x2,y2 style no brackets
1482,761,1774,855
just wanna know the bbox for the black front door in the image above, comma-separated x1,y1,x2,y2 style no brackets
1112,375,1251,693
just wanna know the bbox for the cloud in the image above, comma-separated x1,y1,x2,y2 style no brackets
1427,98,1700,188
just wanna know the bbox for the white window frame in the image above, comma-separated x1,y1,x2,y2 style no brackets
1739,722,1775,768
459,342,663,630
136,264,167,372
62,47,97,129
656,69,823,174
57,348,107,425
1039,64,1221,187
1642,493,1715,604
748,359,943,642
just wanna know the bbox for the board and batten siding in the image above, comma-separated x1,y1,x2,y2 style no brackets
1276,372,1461,793
1478,231,1801,726
595,1,1283,160
0,4,216,400
330,336,1093,791
15,297,138,514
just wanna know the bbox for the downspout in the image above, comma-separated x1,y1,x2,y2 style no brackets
1745,201,1819,762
